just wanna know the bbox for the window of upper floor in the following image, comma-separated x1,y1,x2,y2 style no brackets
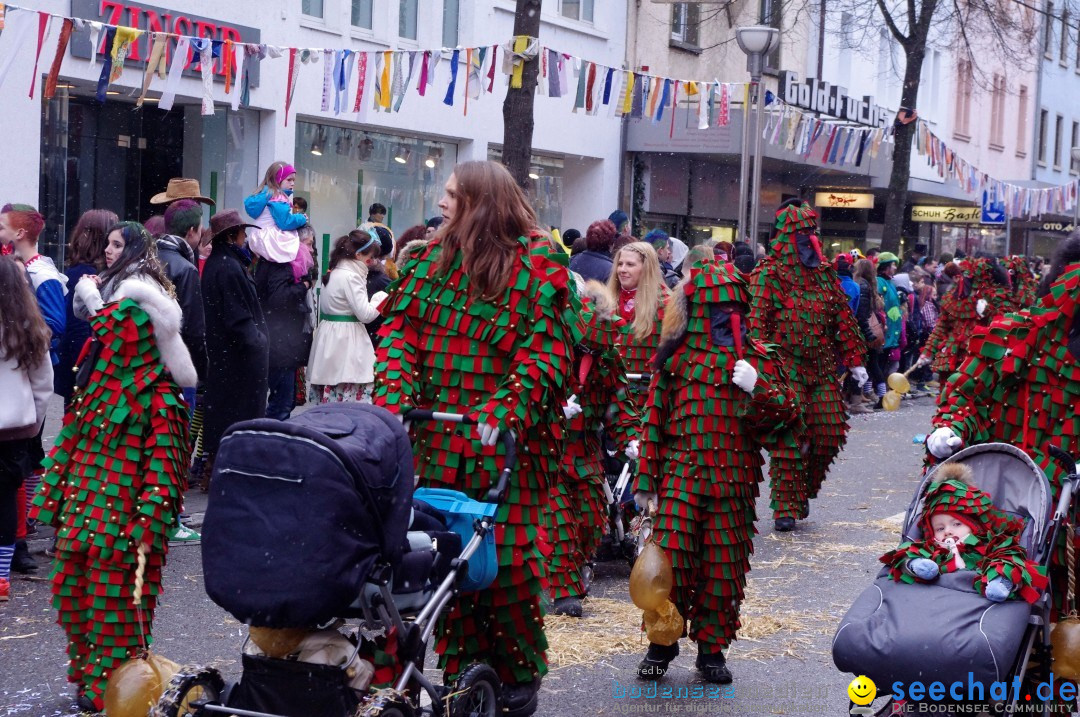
670,3,701,52
302,0,324,19
352,0,373,30
560,0,595,24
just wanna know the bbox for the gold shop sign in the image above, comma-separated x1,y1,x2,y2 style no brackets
814,192,875,209
910,205,981,223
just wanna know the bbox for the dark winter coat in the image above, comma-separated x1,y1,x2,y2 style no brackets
855,277,876,343
366,261,392,347
157,235,207,381
55,262,97,403
569,250,614,284
254,260,312,371
201,242,269,455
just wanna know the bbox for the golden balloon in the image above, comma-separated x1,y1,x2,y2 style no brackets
629,541,673,611
103,652,180,717
1051,618,1080,680
886,372,911,394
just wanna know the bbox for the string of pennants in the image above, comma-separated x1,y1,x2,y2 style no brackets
760,96,894,167
912,117,1079,218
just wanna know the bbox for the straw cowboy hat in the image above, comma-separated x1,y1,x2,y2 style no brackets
150,178,216,207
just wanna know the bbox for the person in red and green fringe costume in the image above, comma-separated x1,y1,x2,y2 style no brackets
919,255,1013,384
1004,255,1039,311
548,278,640,618
372,161,577,717
926,236,1080,618
747,199,868,532
30,221,196,712
634,259,804,684
880,462,1046,602
606,241,669,389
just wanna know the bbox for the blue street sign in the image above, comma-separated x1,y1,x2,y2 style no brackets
981,191,1005,225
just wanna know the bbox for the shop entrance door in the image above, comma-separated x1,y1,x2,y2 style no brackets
40,93,184,264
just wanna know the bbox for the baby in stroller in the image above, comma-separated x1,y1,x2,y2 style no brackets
880,463,1047,603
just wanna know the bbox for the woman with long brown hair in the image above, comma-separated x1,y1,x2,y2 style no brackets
0,256,53,602
606,241,668,379
56,209,116,404
373,160,576,717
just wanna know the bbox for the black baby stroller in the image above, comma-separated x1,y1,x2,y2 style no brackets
151,404,514,717
832,442,1080,715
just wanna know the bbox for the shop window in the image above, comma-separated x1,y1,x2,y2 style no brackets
302,0,324,19
671,4,700,48
1038,108,1048,164
487,148,564,231
352,0,373,29
400,0,419,40
294,121,457,255
1017,85,1029,158
1055,114,1064,168
561,0,595,23
443,0,459,47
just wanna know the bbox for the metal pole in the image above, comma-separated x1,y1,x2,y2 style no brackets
748,67,767,253
737,84,751,243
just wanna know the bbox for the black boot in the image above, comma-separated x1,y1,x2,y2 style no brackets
11,541,37,574
502,677,540,717
696,649,733,684
551,596,583,617
637,641,679,680
774,517,796,532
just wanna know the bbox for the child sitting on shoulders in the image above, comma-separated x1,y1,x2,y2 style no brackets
244,161,313,283
881,463,1047,603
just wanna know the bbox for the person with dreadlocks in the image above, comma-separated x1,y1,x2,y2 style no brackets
880,463,1045,603
373,161,576,717
919,255,1011,381
747,199,868,532
30,221,197,711
547,279,640,618
634,259,803,684
925,236,1080,617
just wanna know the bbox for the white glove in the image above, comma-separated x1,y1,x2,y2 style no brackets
370,291,389,309
625,439,640,460
927,427,963,459
916,354,932,368
562,395,582,420
477,422,500,447
851,366,869,388
634,491,657,512
731,359,758,394
976,298,987,317
75,276,105,317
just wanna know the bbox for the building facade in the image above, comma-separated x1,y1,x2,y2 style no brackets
3,0,626,264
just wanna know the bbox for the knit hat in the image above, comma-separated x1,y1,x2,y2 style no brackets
877,251,899,266
919,464,1020,539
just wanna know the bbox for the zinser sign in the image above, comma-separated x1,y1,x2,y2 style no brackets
69,0,260,85
778,71,891,128
814,192,874,209
910,206,981,223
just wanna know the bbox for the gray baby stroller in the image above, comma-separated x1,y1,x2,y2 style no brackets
833,442,1080,715
151,404,515,717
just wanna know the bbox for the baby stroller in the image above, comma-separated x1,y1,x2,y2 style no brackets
151,404,515,717
595,372,652,567
833,442,1080,716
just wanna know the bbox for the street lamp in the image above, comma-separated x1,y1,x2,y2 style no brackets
736,25,780,252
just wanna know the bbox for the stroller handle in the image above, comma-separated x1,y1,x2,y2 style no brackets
1047,444,1080,523
403,410,517,504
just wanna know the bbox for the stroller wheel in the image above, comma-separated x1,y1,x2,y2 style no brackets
358,691,416,717
449,663,502,717
151,665,226,717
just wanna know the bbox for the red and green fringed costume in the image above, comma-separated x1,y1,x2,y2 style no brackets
931,262,1080,616
924,258,1011,377
880,472,1047,603
373,236,577,686
30,299,188,709
1004,255,1039,311
619,299,665,380
637,261,803,650
548,282,640,602
748,202,864,521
